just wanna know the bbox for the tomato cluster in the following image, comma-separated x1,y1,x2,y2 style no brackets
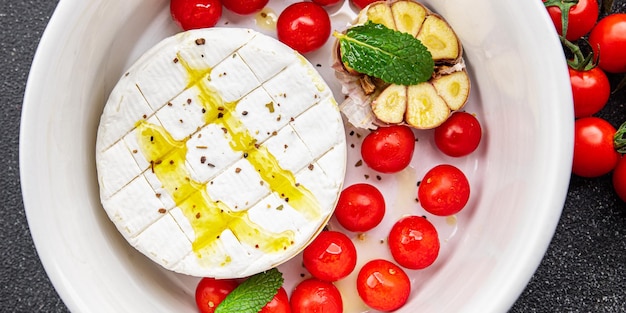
170,0,485,311
544,0,626,201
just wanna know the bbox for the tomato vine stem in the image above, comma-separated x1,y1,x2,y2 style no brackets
544,0,580,38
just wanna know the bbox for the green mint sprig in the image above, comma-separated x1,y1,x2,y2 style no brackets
335,21,434,86
214,268,284,313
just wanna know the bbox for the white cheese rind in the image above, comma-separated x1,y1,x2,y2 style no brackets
96,28,347,278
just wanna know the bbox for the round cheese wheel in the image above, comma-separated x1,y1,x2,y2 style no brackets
95,28,347,278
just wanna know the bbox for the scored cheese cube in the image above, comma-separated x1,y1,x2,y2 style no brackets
291,97,345,158
123,115,161,171
103,175,168,239
263,124,314,173
316,146,348,186
185,123,241,183
235,87,287,143
206,158,271,212
155,87,209,141
97,84,152,152
176,28,257,71
247,192,308,236
97,139,143,200
96,28,347,278
134,46,192,111
295,161,343,218
238,33,298,82
134,213,192,267
206,52,260,103
263,61,331,121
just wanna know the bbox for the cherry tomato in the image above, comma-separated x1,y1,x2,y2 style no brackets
276,2,331,54
361,125,416,174
290,278,343,313
260,287,291,313
388,215,440,270
312,0,343,6
418,164,470,216
222,0,268,15
543,0,598,41
589,13,626,73
302,231,357,282
195,277,239,313
356,259,410,312
334,183,385,232
170,0,222,31
612,156,626,203
351,0,378,10
434,112,482,157
569,66,610,118
573,117,619,178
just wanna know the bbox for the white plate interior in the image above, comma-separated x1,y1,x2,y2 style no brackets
21,0,572,312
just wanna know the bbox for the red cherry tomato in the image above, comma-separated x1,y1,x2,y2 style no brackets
543,0,599,41
334,183,385,232
195,277,239,313
351,0,379,10
260,287,291,313
589,13,626,73
222,0,268,15
290,278,343,313
418,164,470,216
302,231,357,282
356,259,410,312
612,156,626,203
434,112,482,157
388,215,440,270
312,0,343,6
361,125,416,174
569,66,611,118
170,0,222,31
573,117,619,178
276,2,331,54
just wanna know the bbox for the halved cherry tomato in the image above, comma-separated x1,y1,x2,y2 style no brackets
361,125,416,174
351,0,378,10
276,2,331,54
170,0,222,31
543,0,599,41
434,112,482,157
195,277,239,313
573,117,619,177
570,66,610,118
259,287,291,313
356,259,411,312
388,215,440,270
222,0,268,15
589,13,626,73
418,164,470,216
290,278,343,313
302,231,357,282
334,183,385,232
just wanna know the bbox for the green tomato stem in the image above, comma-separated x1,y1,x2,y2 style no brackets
543,0,579,39
614,121,626,154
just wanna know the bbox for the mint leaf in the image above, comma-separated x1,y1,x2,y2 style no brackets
214,268,283,313
336,21,434,86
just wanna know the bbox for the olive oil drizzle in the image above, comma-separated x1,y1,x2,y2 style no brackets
135,52,323,260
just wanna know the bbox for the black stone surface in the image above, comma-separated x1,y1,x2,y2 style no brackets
1,1,624,312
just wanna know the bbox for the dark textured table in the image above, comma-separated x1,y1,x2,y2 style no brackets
2,1,625,312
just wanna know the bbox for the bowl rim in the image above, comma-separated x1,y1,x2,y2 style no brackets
20,0,573,312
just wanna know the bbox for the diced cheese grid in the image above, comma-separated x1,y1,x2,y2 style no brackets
95,28,347,278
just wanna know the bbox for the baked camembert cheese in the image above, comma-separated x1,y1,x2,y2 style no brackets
95,28,347,278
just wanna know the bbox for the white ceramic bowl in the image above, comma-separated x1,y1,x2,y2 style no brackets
21,0,573,312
